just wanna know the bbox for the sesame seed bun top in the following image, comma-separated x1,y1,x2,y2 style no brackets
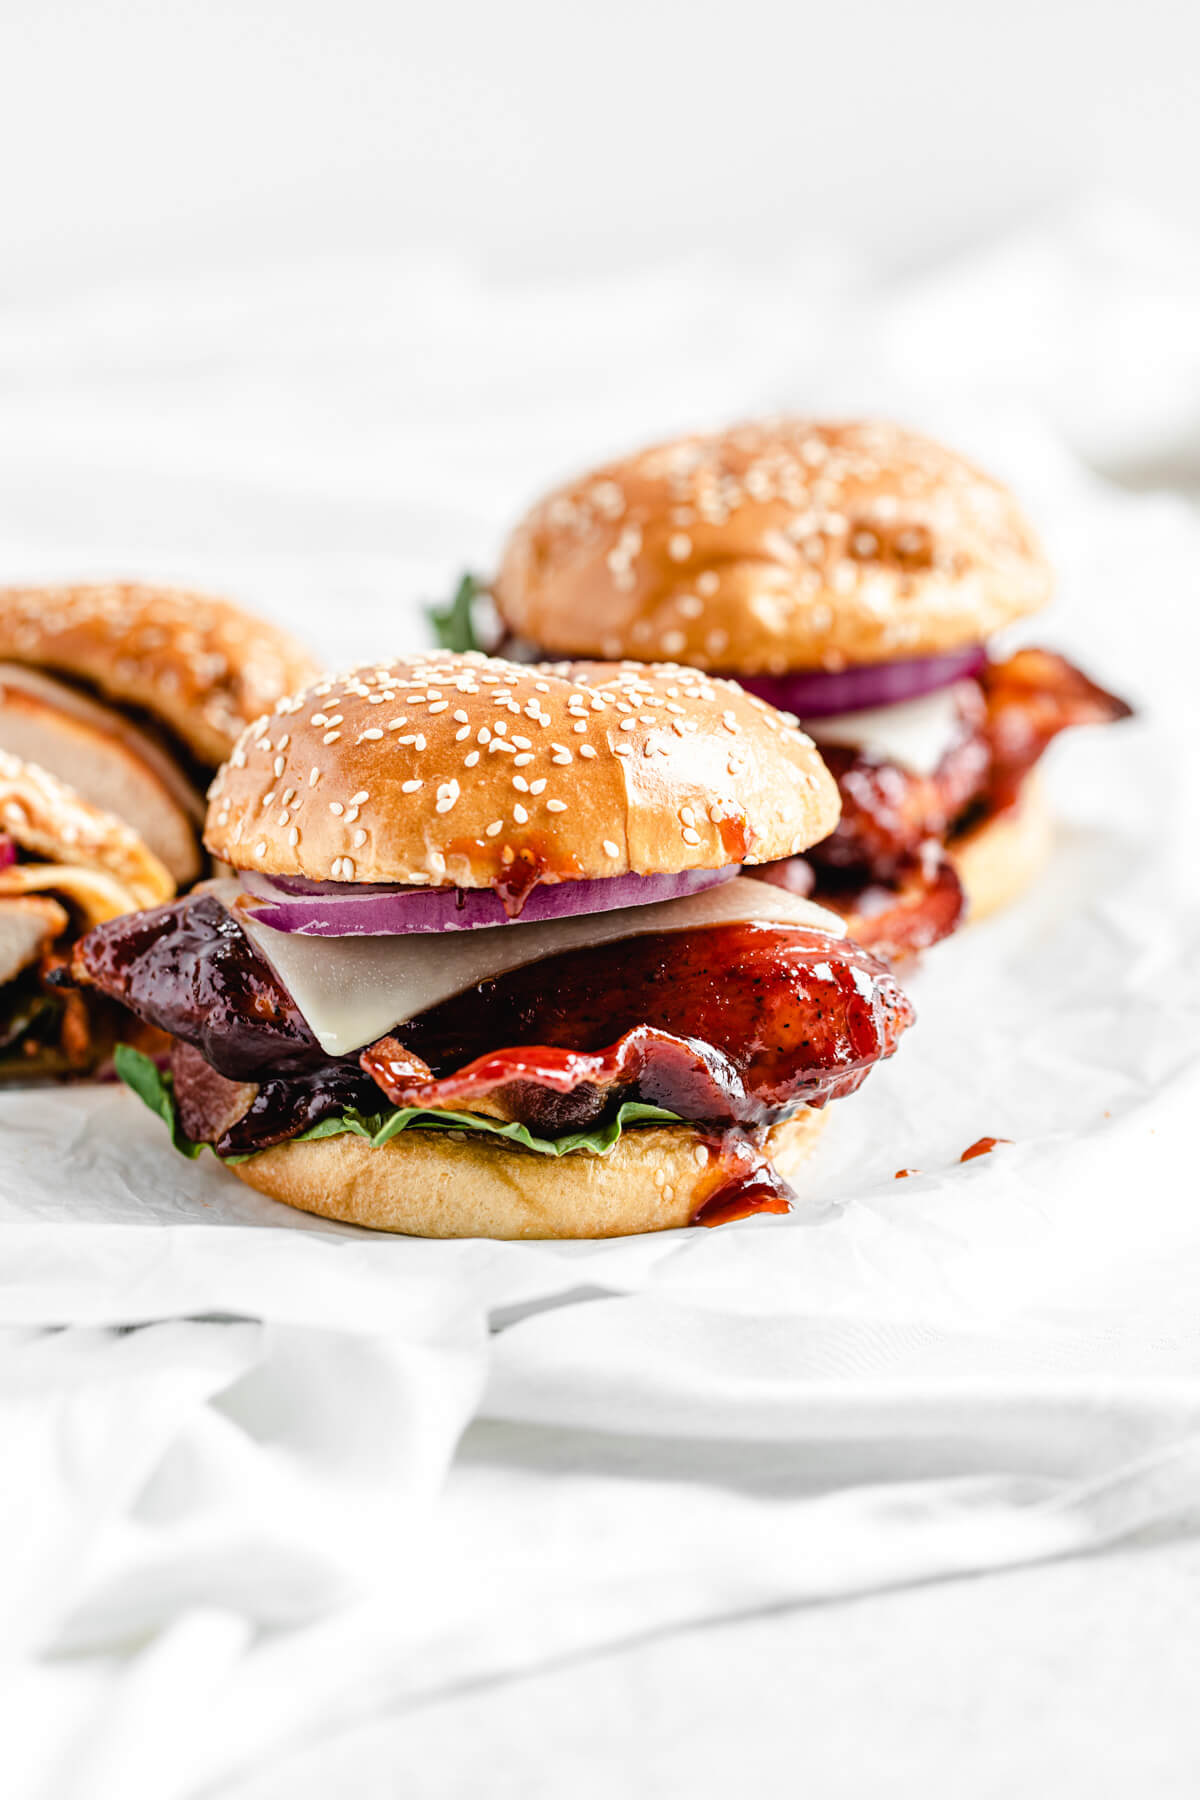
0,583,321,766
205,652,841,886
493,419,1053,673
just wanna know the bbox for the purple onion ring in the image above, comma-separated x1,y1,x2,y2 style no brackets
239,863,741,936
732,647,987,719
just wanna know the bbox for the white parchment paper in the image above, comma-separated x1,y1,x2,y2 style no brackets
2,204,1200,1800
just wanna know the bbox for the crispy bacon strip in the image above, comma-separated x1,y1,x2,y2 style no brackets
364,922,915,1132
809,724,991,880
979,649,1133,812
759,649,1130,957
62,894,914,1149
818,847,967,964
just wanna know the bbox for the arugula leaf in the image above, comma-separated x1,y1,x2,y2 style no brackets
114,1044,681,1164
428,572,485,654
113,1045,205,1158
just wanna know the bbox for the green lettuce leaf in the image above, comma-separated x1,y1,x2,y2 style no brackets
113,1044,206,1158
428,572,485,654
114,1044,681,1164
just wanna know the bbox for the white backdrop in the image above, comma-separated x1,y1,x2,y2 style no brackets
3,0,1200,293
4,10,1200,1799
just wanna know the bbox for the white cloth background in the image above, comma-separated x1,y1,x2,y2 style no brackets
1,200,1199,1797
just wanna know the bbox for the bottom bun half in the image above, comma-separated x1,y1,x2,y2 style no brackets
949,773,1053,925
232,1109,826,1239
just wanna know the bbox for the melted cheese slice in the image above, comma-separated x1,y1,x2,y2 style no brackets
220,876,846,1057
808,684,969,777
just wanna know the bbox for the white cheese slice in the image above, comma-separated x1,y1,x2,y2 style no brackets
215,876,846,1058
807,684,970,777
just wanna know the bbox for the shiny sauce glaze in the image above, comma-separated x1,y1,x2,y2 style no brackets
66,897,914,1178
365,921,913,1127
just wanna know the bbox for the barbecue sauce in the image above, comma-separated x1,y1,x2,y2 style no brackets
66,895,915,1160
960,1135,1011,1163
690,1130,795,1227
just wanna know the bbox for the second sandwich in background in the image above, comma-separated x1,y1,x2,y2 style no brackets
0,583,319,887
489,419,1131,959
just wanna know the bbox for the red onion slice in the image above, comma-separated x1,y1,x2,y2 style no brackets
734,648,987,719
0,833,15,870
239,864,741,936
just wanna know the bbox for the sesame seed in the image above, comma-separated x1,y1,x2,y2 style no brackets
329,801,344,816
619,718,637,732
288,827,300,847
341,857,356,879
513,803,529,824
603,839,620,858
351,791,369,805
546,798,567,813
255,841,267,857
579,744,596,759
682,827,701,846
530,778,547,794
401,779,423,793
435,780,461,814
273,756,285,777
513,775,529,792
428,701,449,714
668,533,692,561
360,728,384,741
323,731,341,744
572,720,588,733
455,726,470,742
513,752,534,766
486,820,503,836
353,828,367,848
464,750,480,767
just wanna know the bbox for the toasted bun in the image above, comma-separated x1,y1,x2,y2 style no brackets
949,774,1052,923
494,419,1052,673
206,652,841,884
231,1109,825,1238
0,583,319,765
0,751,174,917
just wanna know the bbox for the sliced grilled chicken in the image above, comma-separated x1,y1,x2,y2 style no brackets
0,894,68,986
0,665,204,885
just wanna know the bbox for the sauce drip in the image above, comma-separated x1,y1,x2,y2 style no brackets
690,1130,795,1227
960,1135,1012,1163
